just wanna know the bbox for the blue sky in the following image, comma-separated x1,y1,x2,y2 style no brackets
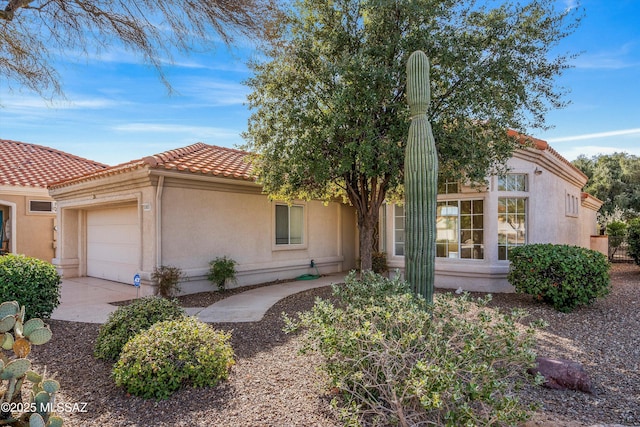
1,0,639,166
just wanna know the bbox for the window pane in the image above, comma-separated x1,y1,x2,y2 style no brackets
497,197,527,260
275,205,289,244
289,206,304,244
461,201,471,214
30,201,53,212
472,215,483,229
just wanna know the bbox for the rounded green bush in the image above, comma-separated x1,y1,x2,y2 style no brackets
628,218,640,266
508,244,610,312
94,296,185,361
113,317,235,399
0,254,61,319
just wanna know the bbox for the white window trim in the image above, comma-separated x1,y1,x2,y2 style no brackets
393,204,405,257
272,202,308,251
497,197,528,262
27,199,56,214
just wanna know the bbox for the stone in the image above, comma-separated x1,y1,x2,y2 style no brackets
528,356,593,393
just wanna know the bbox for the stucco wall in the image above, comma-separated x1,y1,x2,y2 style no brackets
51,168,357,295
0,189,56,261
160,183,354,293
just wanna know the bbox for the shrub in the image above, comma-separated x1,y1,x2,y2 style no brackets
94,296,185,361
371,252,389,274
0,254,61,319
207,256,237,291
284,273,540,426
508,244,610,312
151,265,185,298
113,317,235,399
628,218,640,266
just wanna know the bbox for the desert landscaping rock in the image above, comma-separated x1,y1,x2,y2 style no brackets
529,356,593,393
30,264,639,426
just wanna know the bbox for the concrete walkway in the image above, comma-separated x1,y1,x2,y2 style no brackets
51,274,344,324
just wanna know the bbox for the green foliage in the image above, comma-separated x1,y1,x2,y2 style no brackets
0,301,63,426
371,252,389,275
244,0,580,270
405,50,437,303
0,254,61,319
151,265,185,298
508,244,610,312
284,273,540,426
627,218,640,266
607,220,628,259
113,317,235,400
606,220,628,237
94,296,185,361
573,152,640,216
207,256,237,291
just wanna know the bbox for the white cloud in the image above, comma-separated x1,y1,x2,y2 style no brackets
559,145,640,161
2,94,124,111
573,43,639,69
547,128,640,143
564,0,578,12
113,123,240,139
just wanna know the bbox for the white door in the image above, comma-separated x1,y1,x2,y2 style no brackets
86,205,140,283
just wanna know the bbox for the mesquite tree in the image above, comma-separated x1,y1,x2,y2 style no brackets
244,0,580,272
405,51,437,302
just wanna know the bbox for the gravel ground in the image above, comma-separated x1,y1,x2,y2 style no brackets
28,263,639,426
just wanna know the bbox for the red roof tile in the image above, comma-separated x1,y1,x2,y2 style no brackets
50,143,255,189
0,139,108,188
506,129,587,180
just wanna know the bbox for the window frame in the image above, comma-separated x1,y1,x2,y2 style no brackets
497,173,528,192
272,202,307,250
393,198,485,260
497,197,528,261
28,200,56,214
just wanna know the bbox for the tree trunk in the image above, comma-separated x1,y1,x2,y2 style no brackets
358,214,377,272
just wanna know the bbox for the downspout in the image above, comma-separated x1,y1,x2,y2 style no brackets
155,175,164,268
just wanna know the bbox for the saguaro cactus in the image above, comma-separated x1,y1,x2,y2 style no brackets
405,50,438,303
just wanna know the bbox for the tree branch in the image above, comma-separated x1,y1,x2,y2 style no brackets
0,0,34,20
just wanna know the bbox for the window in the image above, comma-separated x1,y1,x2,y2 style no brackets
437,177,460,194
393,200,484,259
275,204,303,245
498,198,527,260
393,204,405,256
498,174,527,192
436,200,484,259
29,200,55,213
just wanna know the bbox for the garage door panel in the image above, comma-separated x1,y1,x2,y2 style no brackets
87,206,140,284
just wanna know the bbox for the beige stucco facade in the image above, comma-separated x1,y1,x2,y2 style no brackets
383,145,603,292
0,185,57,261
50,167,357,295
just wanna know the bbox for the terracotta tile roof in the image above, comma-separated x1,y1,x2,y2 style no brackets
50,143,255,189
507,129,587,180
0,139,108,188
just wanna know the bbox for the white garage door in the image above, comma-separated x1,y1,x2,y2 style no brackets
87,205,140,284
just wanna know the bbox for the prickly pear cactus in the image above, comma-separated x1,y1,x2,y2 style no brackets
404,50,438,303
0,301,62,426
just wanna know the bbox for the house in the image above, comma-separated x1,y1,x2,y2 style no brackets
48,138,602,294
380,134,604,292
48,143,357,294
0,139,107,261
